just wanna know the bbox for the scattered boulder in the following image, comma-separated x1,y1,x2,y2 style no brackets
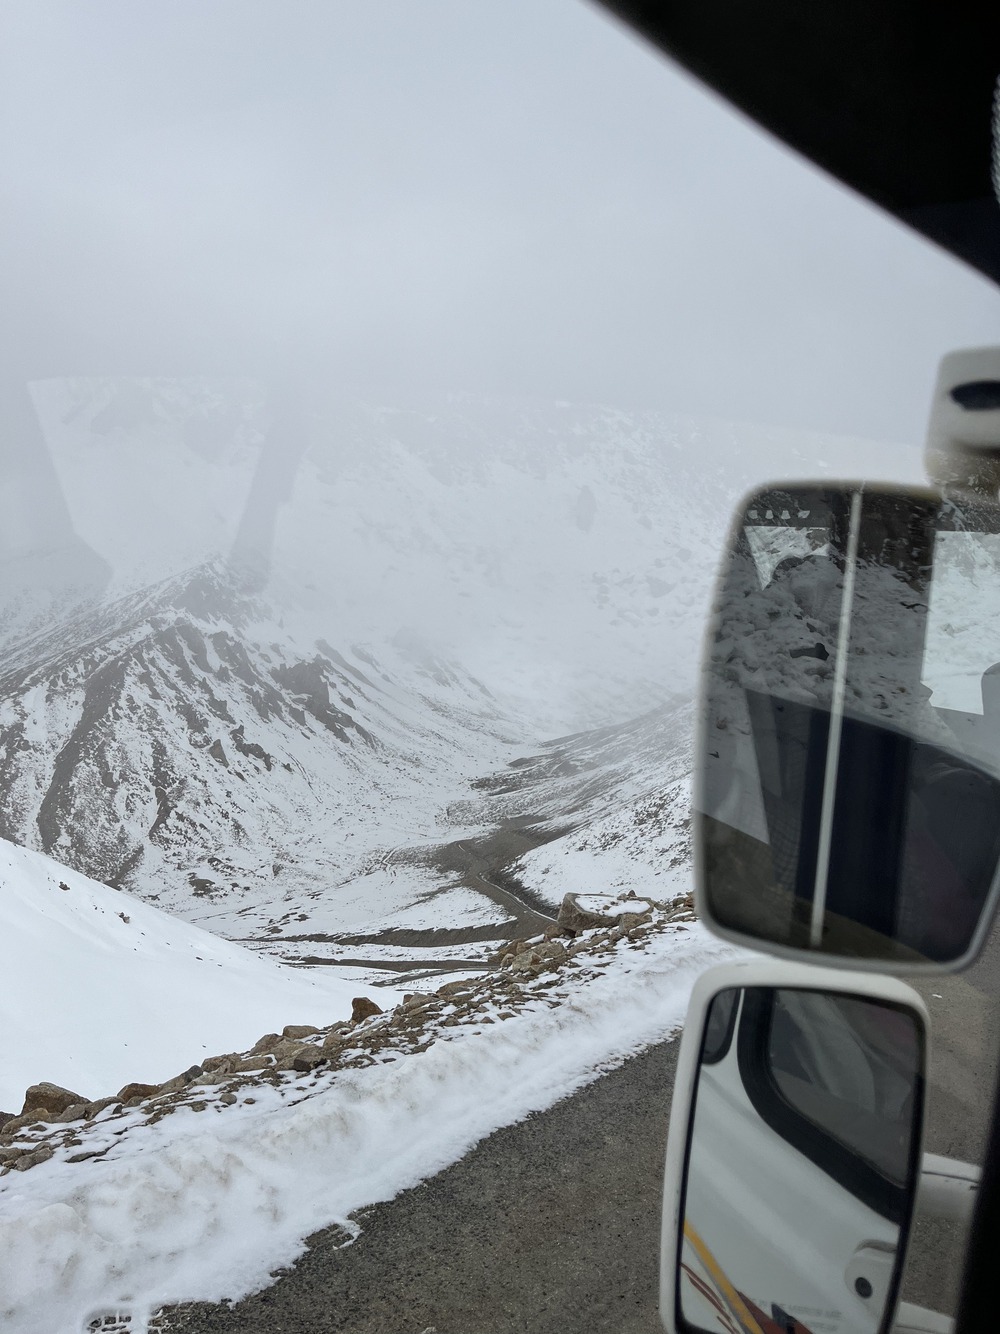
1,1113,42,1135
12,1145,53,1171
157,1074,190,1095
282,1024,320,1040
535,941,568,964
202,1054,240,1074
511,950,541,973
53,1103,89,1124
192,1069,236,1087
251,1033,282,1055
234,1055,273,1073
556,892,654,935
556,894,613,935
351,996,383,1023
437,980,475,999
291,1046,327,1073
116,1082,160,1103
20,1083,86,1119
85,1097,122,1119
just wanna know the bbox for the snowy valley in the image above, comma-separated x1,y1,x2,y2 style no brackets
0,380,921,1331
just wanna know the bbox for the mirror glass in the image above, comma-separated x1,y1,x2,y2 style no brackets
698,483,1000,965
678,986,925,1334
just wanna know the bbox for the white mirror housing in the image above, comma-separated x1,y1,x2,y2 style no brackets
660,959,929,1334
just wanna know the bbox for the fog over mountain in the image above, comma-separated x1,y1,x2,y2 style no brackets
30,379,925,726
0,379,923,973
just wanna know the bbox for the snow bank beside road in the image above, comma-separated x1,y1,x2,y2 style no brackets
0,838,398,1111
0,922,734,1334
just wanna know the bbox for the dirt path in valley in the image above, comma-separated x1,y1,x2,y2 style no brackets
247,819,562,983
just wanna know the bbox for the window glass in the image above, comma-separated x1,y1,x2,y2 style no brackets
767,990,920,1188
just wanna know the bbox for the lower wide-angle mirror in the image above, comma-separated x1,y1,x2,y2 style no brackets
661,965,927,1334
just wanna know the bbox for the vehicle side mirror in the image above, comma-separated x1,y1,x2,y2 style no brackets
660,962,928,1334
695,481,1000,970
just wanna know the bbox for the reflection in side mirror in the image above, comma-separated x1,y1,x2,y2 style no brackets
696,482,1000,970
669,981,926,1334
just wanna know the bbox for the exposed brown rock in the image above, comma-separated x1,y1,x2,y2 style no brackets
556,894,610,935
511,950,540,973
12,1145,53,1171
85,1097,122,1119
282,1023,320,1040
250,1033,282,1055
291,1046,327,1073
157,1075,190,1095
351,996,383,1023
192,1069,237,1087
21,1082,86,1119
437,980,475,999
535,941,568,963
234,1055,274,1073
117,1082,161,1103
201,1055,237,1073
53,1103,89,1124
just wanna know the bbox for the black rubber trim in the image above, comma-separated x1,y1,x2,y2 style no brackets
698,987,739,1066
593,1,1000,285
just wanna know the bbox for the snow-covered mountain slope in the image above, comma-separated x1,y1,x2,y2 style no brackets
7,381,923,943
0,562,523,934
457,701,695,908
31,380,923,729
0,836,400,1112
0,914,734,1334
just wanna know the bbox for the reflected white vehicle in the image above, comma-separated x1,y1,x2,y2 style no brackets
675,980,924,1334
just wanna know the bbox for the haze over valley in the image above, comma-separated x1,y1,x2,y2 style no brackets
0,379,923,992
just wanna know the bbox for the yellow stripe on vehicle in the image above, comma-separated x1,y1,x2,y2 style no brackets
683,1219,768,1334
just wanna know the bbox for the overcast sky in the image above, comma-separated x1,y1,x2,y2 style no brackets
2,0,999,444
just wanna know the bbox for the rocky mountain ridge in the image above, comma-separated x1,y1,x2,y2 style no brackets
0,560,521,930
